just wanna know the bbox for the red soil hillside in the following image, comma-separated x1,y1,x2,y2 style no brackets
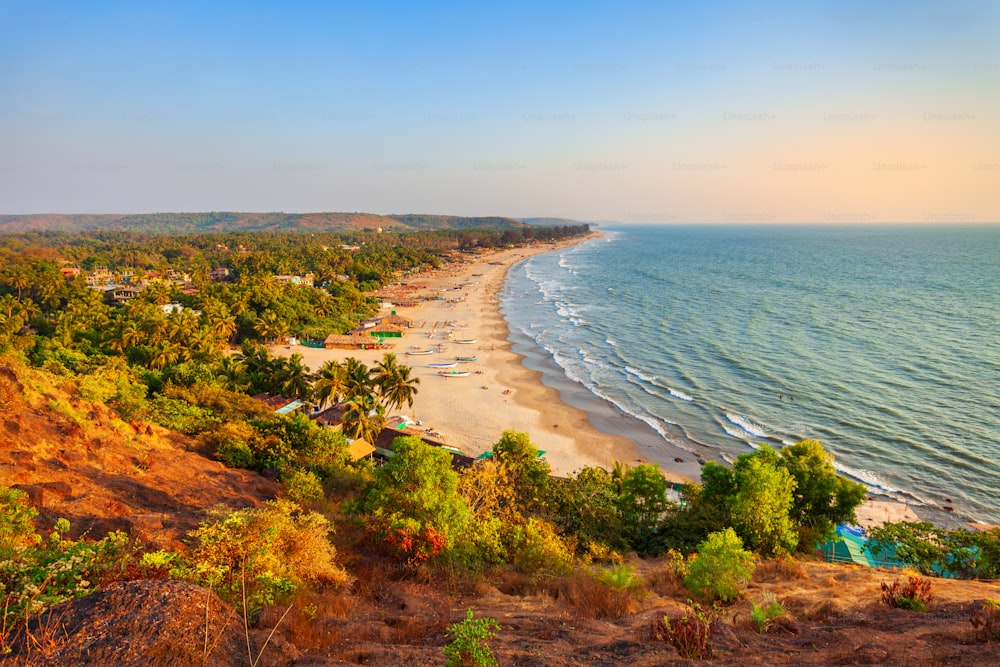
0,359,278,549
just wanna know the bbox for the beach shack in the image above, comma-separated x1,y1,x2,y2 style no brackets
323,333,386,350
252,393,306,415
361,322,406,340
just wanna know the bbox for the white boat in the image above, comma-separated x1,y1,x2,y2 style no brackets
428,362,458,368
407,349,434,355
454,339,477,344
438,370,471,377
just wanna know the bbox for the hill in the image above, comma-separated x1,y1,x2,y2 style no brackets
2,358,998,665
0,211,531,235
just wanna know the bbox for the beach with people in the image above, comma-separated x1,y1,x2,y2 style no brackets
270,236,695,482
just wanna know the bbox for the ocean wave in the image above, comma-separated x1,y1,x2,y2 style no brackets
668,388,694,402
625,366,658,384
835,463,928,506
725,413,772,439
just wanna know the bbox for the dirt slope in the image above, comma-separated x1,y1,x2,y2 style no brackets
0,360,278,548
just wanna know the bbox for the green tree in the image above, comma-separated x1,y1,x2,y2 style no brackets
373,353,420,412
617,463,671,552
683,527,755,603
360,435,470,560
341,392,385,443
554,466,626,553
779,439,867,547
274,353,313,401
729,447,798,557
491,430,552,517
312,359,346,409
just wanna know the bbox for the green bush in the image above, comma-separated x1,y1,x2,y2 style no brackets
598,563,642,591
0,487,39,558
750,593,787,632
0,517,129,625
508,518,574,579
443,609,500,667
282,469,324,505
683,528,755,603
148,395,221,434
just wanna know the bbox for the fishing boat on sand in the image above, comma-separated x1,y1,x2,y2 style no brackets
407,348,434,355
455,356,478,362
454,339,477,344
428,362,458,368
438,370,471,377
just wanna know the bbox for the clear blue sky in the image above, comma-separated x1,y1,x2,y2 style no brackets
2,0,998,222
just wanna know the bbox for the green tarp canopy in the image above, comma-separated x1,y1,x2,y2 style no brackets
820,527,876,568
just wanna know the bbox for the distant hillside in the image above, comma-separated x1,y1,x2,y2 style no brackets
0,212,531,235
517,217,580,226
384,214,527,231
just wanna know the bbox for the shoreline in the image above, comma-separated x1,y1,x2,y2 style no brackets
272,234,932,526
271,233,676,482
272,234,692,480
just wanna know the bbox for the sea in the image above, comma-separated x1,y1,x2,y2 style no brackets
500,224,1000,527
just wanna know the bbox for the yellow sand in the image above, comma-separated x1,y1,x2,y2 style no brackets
271,237,641,478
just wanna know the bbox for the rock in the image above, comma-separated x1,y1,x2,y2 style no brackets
6,580,248,666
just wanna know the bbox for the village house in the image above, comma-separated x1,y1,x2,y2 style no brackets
274,273,315,287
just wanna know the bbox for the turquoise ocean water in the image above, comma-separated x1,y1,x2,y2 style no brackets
501,225,1000,525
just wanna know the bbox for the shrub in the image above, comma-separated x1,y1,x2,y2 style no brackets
653,601,719,660
0,520,130,625
282,469,324,505
684,528,755,603
443,609,500,667
750,592,787,633
508,518,574,579
148,395,220,434
0,487,39,558
181,500,348,616
598,563,642,591
881,575,933,612
969,599,1000,642
559,569,644,620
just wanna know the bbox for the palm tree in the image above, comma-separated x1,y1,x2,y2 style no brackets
341,357,372,400
6,269,29,300
218,354,250,392
373,353,420,413
275,353,312,402
253,309,289,343
312,360,346,410
341,391,385,443
149,342,181,370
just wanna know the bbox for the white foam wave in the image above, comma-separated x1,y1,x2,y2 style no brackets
726,413,771,439
722,425,750,440
835,463,927,506
625,366,658,384
668,388,694,402
605,337,617,346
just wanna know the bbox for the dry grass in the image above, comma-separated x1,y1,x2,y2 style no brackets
553,571,645,620
753,556,807,583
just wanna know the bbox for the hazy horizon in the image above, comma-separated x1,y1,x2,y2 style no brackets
2,1,998,224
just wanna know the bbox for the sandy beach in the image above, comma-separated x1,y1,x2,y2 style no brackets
271,237,931,526
271,236,694,481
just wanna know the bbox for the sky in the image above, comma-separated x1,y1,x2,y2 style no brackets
1,0,998,223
